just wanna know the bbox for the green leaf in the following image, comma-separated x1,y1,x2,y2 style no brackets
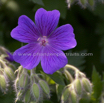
56,84,64,100
47,72,65,85
92,67,103,100
67,50,87,70
30,0,44,6
79,98,91,103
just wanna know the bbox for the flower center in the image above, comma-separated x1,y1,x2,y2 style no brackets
37,36,48,46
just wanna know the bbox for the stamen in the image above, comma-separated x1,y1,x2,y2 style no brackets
43,36,47,38
37,36,48,46
37,38,40,41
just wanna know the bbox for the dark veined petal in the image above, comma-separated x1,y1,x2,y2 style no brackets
35,8,60,36
13,43,42,69
48,24,77,50
11,15,40,43
41,45,68,74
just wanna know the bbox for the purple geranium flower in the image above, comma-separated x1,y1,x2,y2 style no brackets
11,8,77,74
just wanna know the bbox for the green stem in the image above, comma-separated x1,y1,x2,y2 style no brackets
64,64,86,78
64,64,79,72
0,68,4,75
64,69,74,82
30,67,36,76
30,67,40,83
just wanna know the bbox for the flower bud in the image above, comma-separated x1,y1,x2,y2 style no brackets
73,79,82,96
64,69,73,82
8,63,15,71
31,83,40,101
81,78,92,93
4,66,15,81
0,75,6,92
61,87,70,102
39,80,50,98
24,89,31,103
0,46,7,55
15,90,22,103
19,73,29,90
82,92,91,100
16,66,23,78
70,89,78,103
14,77,19,92
0,46,14,62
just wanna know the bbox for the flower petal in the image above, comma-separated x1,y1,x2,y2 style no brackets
13,43,42,69
48,24,77,50
35,8,60,36
5,52,14,62
41,45,68,74
11,15,39,43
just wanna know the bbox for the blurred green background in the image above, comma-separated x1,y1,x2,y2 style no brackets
0,0,104,102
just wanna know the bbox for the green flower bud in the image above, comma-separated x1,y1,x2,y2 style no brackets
14,77,19,92
24,89,31,103
8,63,16,71
4,66,15,81
81,78,92,93
18,66,23,76
0,46,7,55
15,90,22,103
0,75,6,92
82,92,91,100
61,87,70,102
64,69,73,82
19,73,29,90
31,83,40,101
70,89,78,103
39,80,50,98
73,79,82,96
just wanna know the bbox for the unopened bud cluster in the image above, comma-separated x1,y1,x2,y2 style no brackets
66,0,100,9
61,68,92,103
14,67,50,103
0,47,15,93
